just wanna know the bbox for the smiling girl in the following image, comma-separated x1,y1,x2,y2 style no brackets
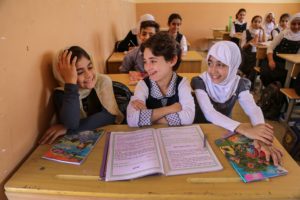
167,13,188,53
191,41,283,165
39,46,123,144
127,32,195,127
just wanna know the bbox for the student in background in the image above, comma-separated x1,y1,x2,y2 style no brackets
230,8,247,46
39,46,123,144
117,14,155,52
127,32,195,127
240,15,266,82
191,41,283,165
263,12,277,40
167,13,188,53
119,20,160,73
261,13,300,87
270,13,290,41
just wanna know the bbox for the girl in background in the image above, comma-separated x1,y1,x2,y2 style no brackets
261,13,300,87
230,8,247,46
127,32,195,127
191,41,283,165
40,46,123,144
167,13,188,53
263,12,277,40
240,15,266,83
270,13,290,41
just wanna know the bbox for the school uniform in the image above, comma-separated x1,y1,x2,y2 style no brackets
116,31,138,52
191,41,264,132
119,46,145,73
263,22,276,40
240,28,266,79
175,32,188,52
127,72,195,127
261,27,300,86
230,21,247,46
52,54,124,133
270,26,282,41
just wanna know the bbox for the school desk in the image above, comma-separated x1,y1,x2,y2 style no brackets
5,124,300,200
280,88,300,124
277,54,300,88
106,50,203,74
108,73,199,92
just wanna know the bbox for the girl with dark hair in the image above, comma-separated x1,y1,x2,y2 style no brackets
270,13,290,41
167,13,188,53
39,46,123,144
127,32,195,127
230,8,247,46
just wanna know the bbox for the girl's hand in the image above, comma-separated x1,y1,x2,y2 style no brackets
235,123,274,145
131,99,147,110
39,124,67,144
268,59,276,70
58,50,78,84
253,140,283,166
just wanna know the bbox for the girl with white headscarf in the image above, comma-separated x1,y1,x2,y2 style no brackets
39,46,123,144
117,14,155,52
191,41,283,165
261,12,300,87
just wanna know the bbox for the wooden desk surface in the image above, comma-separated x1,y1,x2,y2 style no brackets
277,54,300,64
5,124,300,200
108,73,199,92
280,88,300,99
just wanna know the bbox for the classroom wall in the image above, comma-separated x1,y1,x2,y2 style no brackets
136,2,300,50
0,0,135,199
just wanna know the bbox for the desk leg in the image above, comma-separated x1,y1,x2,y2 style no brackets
284,99,295,124
284,61,294,88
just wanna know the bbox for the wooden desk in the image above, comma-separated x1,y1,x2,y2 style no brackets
280,88,300,124
108,73,199,92
277,54,300,88
5,124,300,200
106,51,203,74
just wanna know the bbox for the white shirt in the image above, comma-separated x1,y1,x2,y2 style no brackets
127,77,195,127
194,89,265,132
241,29,266,53
180,34,188,53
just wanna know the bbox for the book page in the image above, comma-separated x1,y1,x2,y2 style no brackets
105,129,164,181
156,125,223,176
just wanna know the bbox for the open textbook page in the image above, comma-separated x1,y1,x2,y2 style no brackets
104,125,223,181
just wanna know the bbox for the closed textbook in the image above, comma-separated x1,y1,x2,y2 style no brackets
215,134,288,183
100,125,223,181
42,129,104,165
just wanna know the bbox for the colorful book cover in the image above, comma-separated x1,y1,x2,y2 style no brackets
42,129,104,165
215,134,288,183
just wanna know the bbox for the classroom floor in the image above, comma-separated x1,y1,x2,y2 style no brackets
198,51,300,164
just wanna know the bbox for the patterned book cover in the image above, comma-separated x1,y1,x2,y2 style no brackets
215,134,288,183
42,129,104,165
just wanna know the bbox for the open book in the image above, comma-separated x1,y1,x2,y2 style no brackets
42,129,104,165
100,125,223,181
215,134,288,183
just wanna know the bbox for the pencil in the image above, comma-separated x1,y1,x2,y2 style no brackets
187,177,269,183
129,40,136,47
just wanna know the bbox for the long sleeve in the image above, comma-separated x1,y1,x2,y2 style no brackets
194,89,240,132
54,84,81,130
175,78,195,125
229,22,236,37
267,31,284,53
54,84,116,132
180,35,188,53
241,30,247,49
117,31,138,52
127,80,149,127
238,90,265,125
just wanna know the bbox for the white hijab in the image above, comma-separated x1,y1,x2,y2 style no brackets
200,41,241,103
283,12,300,41
131,14,155,35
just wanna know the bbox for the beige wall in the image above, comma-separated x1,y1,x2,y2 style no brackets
0,0,135,199
136,3,300,50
